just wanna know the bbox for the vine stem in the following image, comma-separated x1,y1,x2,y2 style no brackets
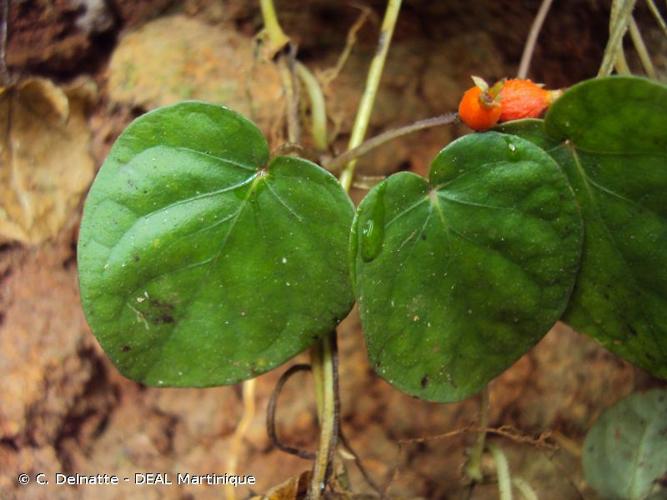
266,364,316,459
278,50,301,144
261,2,403,497
311,5,403,492
326,113,457,173
260,3,339,499
397,424,556,449
646,0,667,37
295,61,328,150
308,333,339,498
225,378,256,500
319,6,372,88
610,0,632,74
308,2,404,496
628,16,657,78
260,0,298,144
517,0,554,79
489,444,513,500
512,477,539,500
339,0,403,193
465,386,490,482
598,0,638,76
259,0,289,56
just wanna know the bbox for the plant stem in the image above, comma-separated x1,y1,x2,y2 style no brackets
311,6,406,489
466,386,490,482
338,430,383,494
259,7,338,498
296,62,328,150
260,0,300,144
326,113,457,173
225,378,256,500
614,50,632,74
628,16,657,78
512,477,539,500
517,0,554,79
293,37,340,500
261,3,402,498
308,332,339,499
317,7,404,491
278,52,301,144
646,0,667,36
598,0,638,76
320,6,372,88
550,430,582,457
489,443,513,500
267,364,316,459
339,0,403,192
259,0,290,56
610,0,631,74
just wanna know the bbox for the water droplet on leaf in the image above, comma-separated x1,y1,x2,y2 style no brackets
360,183,386,262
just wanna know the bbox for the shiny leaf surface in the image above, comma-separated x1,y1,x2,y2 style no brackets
501,76,667,377
78,102,354,387
351,132,583,402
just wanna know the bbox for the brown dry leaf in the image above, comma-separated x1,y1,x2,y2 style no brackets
250,470,311,500
107,15,283,134
0,77,96,244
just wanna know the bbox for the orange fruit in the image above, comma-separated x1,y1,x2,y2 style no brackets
498,79,555,122
458,85,502,131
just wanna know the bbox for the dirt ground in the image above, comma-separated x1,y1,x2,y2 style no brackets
1,1,666,499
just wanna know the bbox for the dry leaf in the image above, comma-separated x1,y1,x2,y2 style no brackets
0,77,96,244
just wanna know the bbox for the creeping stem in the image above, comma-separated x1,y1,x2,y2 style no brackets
260,2,340,499
308,1,404,496
259,0,289,56
326,114,457,173
309,333,339,498
296,62,328,150
490,444,514,500
261,1,405,497
465,386,490,482
517,0,554,79
226,378,256,500
628,17,657,78
598,0,638,76
278,49,301,144
339,0,403,193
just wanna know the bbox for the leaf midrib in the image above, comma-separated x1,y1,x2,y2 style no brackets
563,143,667,360
129,172,265,381
626,408,652,499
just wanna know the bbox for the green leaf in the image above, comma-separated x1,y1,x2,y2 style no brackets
500,76,667,378
351,132,583,402
78,102,354,387
583,389,667,500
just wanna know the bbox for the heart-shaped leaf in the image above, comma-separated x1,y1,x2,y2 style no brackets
78,102,354,387
583,389,667,500
351,132,583,402
500,76,667,378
